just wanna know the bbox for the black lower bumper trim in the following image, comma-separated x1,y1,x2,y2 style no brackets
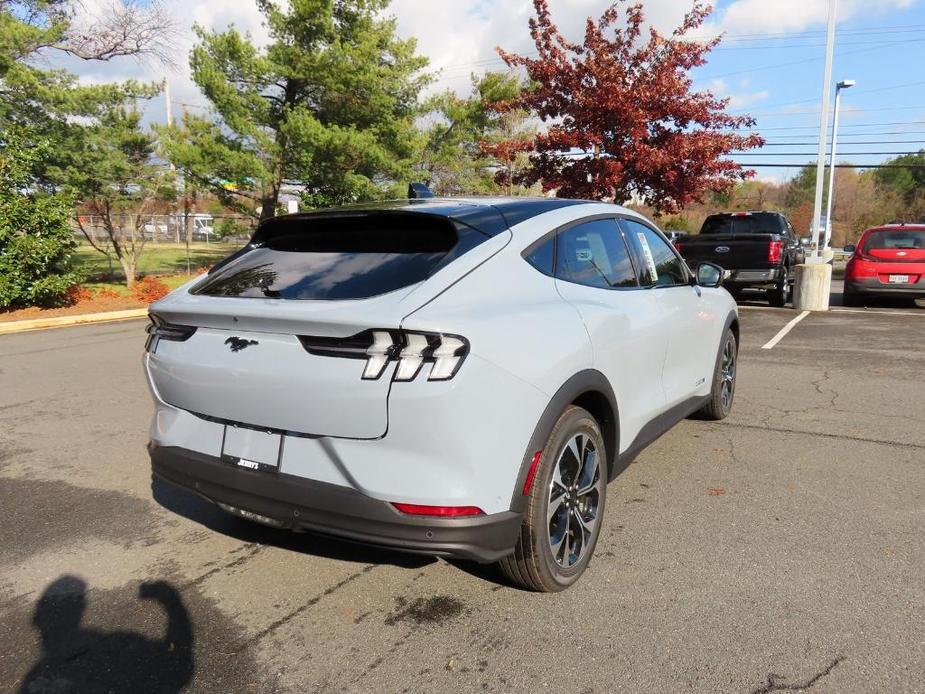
845,278,925,297
150,444,521,563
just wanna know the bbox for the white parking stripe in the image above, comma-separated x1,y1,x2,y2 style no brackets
762,311,811,350
829,307,925,317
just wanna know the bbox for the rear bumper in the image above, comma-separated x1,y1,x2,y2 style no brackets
149,443,522,563
845,277,925,297
724,268,781,287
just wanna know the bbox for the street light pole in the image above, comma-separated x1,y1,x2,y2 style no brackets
823,79,855,250
809,0,838,261
793,0,838,311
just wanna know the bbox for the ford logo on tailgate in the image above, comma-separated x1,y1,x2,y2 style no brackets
715,246,730,253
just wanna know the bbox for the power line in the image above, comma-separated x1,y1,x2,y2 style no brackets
728,162,925,169
734,151,923,156
731,120,925,131
753,140,925,146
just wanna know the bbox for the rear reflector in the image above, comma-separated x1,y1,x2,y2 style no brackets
522,451,543,495
391,503,484,517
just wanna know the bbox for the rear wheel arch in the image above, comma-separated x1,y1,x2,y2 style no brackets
509,370,620,513
728,316,740,346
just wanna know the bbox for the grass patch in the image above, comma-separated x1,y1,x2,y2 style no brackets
73,241,240,282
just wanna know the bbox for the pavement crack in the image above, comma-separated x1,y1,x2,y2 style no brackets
185,543,265,588
750,656,845,694
810,369,839,410
244,564,377,647
717,422,925,451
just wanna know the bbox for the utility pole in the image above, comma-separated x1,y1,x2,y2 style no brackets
809,0,837,260
793,0,838,312
164,78,173,128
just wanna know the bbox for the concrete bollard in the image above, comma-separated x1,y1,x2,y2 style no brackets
793,263,833,311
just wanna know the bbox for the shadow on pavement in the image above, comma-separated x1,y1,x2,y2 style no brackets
151,477,436,571
18,576,193,694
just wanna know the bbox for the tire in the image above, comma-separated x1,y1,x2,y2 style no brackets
498,406,607,592
696,329,738,421
842,290,863,307
768,269,790,307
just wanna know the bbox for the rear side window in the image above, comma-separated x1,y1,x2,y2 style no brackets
193,215,482,300
701,213,784,235
524,235,555,275
621,219,689,287
556,218,637,289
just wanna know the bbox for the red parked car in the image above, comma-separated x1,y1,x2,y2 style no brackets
844,223,925,306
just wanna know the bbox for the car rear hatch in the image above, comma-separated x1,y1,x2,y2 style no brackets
145,209,497,439
861,229,925,285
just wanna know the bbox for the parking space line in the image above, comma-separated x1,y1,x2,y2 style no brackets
761,310,810,350
829,307,925,317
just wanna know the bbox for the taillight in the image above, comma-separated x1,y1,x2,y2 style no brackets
145,314,197,353
298,330,469,382
768,240,783,264
673,242,683,254
391,503,484,517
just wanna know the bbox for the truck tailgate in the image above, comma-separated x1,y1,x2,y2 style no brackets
678,234,776,270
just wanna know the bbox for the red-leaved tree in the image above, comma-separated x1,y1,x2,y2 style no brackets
485,0,764,212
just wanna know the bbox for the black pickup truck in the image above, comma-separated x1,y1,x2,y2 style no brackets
675,211,805,306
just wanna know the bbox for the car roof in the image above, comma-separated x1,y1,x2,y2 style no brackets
862,224,925,237
258,197,612,238
705,210,784,217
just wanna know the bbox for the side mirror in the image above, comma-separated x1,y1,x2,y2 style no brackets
696,262,724,288
844,244,856,253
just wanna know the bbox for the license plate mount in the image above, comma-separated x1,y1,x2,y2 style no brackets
221,425,282,472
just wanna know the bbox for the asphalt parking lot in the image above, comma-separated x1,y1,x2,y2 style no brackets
1,298,923,693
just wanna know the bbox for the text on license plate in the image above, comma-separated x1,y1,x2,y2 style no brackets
888,274,910,284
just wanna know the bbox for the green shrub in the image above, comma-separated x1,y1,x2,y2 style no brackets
0,132,83,309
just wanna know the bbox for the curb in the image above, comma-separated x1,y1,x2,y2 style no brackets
0,308,149,335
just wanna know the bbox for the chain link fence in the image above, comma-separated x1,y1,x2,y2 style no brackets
74,214,259,281
76,213,258,245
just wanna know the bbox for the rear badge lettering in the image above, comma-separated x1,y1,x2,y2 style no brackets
236,458,259,470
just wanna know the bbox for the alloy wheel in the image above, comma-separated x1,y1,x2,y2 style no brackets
720,338,737,412
547,433,604,568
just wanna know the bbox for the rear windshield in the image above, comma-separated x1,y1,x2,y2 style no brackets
862,229,925,251
192,215,482,300
700,213,784,235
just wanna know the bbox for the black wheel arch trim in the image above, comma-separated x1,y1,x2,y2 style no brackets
509,369,619,513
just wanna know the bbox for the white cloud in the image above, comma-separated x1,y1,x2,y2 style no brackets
703,77,769,111
40,0,922,124
390,0,699,95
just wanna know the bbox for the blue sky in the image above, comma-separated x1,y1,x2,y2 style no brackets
694,0,925,180
61,0,925,183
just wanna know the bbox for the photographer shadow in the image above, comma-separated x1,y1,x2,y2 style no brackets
18,575,193,694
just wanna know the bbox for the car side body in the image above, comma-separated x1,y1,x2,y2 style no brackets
144,198,738,589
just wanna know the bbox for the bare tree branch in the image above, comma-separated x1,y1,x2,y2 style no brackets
53,1,179,67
